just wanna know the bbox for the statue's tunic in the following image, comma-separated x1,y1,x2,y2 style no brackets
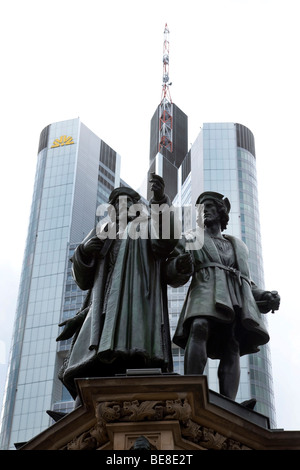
169,231,270,359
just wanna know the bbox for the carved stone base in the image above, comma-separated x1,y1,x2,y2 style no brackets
20,375,300,450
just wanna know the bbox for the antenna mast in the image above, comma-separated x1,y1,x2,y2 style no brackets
159,23,173,153
161,23,172,104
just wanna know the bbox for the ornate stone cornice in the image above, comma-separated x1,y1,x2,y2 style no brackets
65,399,250,450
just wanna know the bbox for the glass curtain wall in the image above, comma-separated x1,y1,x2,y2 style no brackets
0,119,121,449
0,119,80,448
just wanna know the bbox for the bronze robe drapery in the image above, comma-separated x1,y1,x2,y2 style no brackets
60,213,178,399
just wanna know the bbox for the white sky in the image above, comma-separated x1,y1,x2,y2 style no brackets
1,0,300,432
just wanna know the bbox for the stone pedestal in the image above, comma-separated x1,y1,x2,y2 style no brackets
20,375,300,450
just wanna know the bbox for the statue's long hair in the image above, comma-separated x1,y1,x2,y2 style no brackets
197,199,229,232
214,199,230,231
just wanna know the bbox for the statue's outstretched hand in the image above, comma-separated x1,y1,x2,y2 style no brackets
149,173,165,201
258,290,280,313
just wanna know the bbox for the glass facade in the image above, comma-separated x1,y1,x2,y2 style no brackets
0,119,121,449
169,122,276,427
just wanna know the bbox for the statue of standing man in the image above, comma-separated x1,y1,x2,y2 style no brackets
167,191,280,401
57,174,180,400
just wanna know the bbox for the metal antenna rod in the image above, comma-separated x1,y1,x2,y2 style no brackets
159,23,173,153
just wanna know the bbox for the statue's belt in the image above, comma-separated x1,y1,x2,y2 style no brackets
194,262,251,286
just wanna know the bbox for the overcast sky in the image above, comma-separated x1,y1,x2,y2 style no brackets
1,0,300,431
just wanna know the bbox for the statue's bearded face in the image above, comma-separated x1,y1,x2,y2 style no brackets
203,200,221,227
111,196,139,224
113,197,134,217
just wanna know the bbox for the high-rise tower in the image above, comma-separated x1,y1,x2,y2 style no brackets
0,118,122,449
148,24,188,201
169,122,276,427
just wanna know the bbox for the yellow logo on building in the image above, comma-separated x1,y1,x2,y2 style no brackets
51,135,74,148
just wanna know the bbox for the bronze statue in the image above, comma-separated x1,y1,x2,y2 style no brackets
167,192,280,401
57,174,179,400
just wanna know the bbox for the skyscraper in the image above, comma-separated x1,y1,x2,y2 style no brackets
168,122,276,426
144,25,275,424
0,118,122,449
146,24,188,202
147,102,188,201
